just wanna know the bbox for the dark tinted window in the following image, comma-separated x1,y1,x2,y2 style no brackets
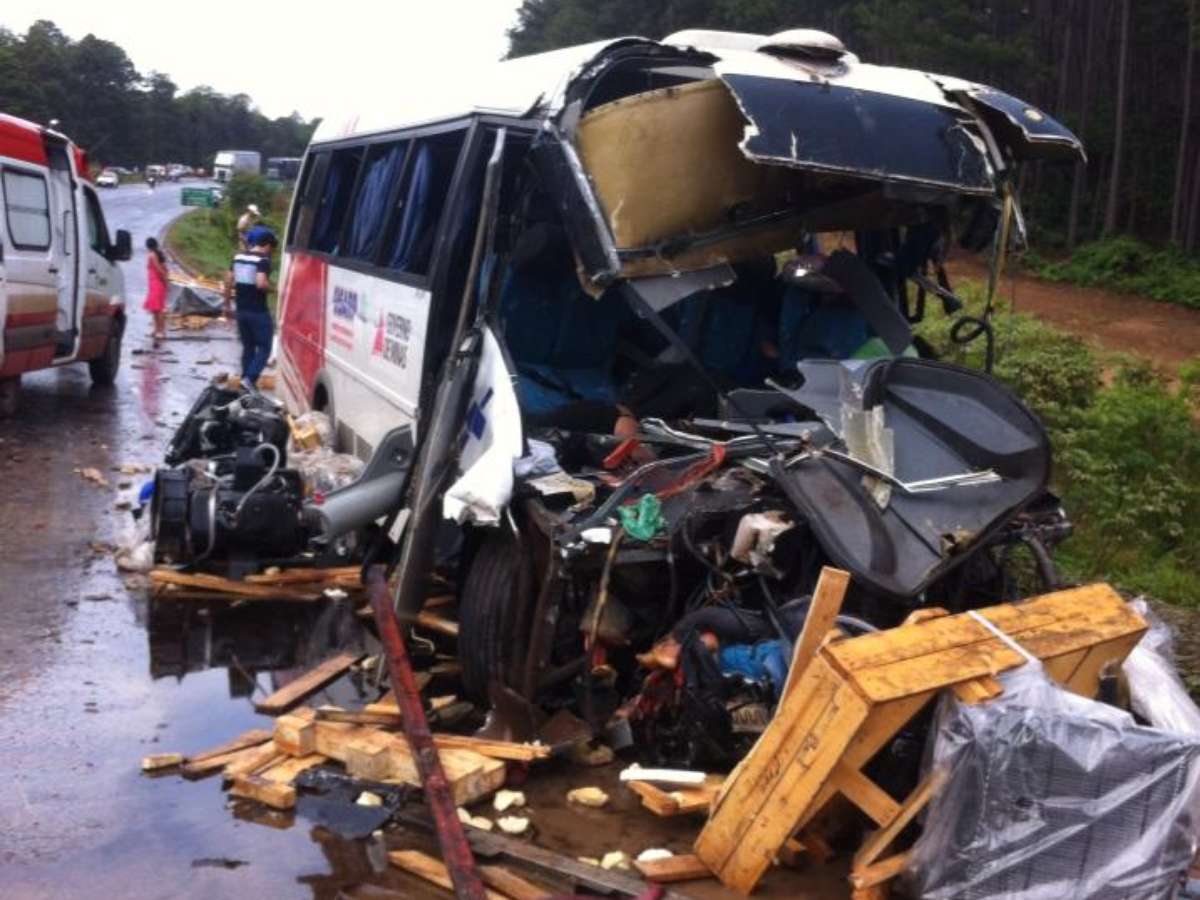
343,141,409,261
311,146,363,254
382,131,465,278
288,151,327,249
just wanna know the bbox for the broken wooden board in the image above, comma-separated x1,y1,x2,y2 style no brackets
224,743,286,780
180,732,275,779
254,652,364,714
308,708,548,761
230,774,296,809
695,582,1147,896
823,583,1146,704
634,853,713,883
244,565,362,585
311,721,506,805
478,864,552,900
141,753,184,772
626,775,723,817
388,850,508,900
150,568,323,602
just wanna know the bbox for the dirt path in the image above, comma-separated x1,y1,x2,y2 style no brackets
947,257,1200,372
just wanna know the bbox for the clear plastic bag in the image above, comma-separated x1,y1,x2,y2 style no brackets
1125,598,1200,737
908,657,1200,900
290,447,365,496
289,410,334,451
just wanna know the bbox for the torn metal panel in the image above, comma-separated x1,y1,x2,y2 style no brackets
628,264,736,313
770,358,1051,598
940,81,1087,164
718,73,994,194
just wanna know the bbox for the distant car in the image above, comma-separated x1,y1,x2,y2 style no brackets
96,169,119,188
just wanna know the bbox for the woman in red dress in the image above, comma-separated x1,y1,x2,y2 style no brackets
143,236,169,341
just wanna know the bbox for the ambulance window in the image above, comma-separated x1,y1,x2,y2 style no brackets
2,168,52,251
382,131,465,279
83,187,109,252
311,146,363,254
343,141,409,261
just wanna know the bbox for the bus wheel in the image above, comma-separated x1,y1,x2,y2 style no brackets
89,322,123,386
0,377,19,417
458,530,523,702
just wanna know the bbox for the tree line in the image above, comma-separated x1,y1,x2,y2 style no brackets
508,0,1200,252
0,20,317,171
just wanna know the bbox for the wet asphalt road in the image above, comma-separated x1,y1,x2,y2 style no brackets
0,185,843,900
0,182,361,899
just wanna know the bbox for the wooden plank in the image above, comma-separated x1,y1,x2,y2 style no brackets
141,753,184,771
634,853,712,883
695,654,870,893
429,734,551,762
181,741,275,779
416,610,460,638
387,850,508,900
315,706,403,728
951,674,1004,705
244,566,362,585
150,568,322,601
853,772,941,869
831,763,901,827
825,584,1145,703
254,652,364,714
1063,631,1144,698
627,776,722,817
782,566,850,703
479,864,553,900
850,852,911,889
794,692,935,834
230,774,296,809
260,752,326,784
274,708,318,755
186,729,273,764
224,743,286,780
311,721,506,805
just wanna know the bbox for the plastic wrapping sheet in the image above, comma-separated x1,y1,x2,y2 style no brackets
290,411,334,450
1125,598,1200,737
908,659,1200,900
291,448,365,496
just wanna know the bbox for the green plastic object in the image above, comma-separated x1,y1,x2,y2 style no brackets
619,493,664,541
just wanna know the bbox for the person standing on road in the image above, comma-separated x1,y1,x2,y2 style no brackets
224,226,276,387
236,204,261,249
143,237,169,341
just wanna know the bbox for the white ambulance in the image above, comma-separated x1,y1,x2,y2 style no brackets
0,113,131,415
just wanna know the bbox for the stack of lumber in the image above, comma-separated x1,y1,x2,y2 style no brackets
150,565,364,602
142,703,551,810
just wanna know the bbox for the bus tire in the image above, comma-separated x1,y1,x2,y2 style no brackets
0,377,19,417
458,530,521,702
89,320,123,386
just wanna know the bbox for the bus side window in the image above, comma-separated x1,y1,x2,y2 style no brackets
311,147,363,254
381,131,465,278
343,141,410,262
289,151,328,250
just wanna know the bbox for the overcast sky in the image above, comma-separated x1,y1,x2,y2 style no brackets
2,1,524,120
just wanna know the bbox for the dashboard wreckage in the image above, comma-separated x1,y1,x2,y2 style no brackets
151,29,1087,767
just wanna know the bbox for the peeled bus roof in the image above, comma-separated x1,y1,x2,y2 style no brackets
312,32,973,144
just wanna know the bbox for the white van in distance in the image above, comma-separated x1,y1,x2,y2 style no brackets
0,113,132,415
213,150,262,182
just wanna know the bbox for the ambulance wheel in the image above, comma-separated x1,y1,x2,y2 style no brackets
89,321,123,386
458,531,522,702
0,377,19,418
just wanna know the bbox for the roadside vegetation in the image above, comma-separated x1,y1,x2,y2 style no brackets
166,174,288,294
917,284,1200,606
1024,238,1200,310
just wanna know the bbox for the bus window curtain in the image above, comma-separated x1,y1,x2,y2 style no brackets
387,143,433,271
312,161,347,252
345,144,406,259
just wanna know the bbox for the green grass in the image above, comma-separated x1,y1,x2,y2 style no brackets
165,174,288,307
1025,236,1200,310
916,282,1200,606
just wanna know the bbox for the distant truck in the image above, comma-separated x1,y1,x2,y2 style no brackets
212,150,261,182
266,157,301,181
